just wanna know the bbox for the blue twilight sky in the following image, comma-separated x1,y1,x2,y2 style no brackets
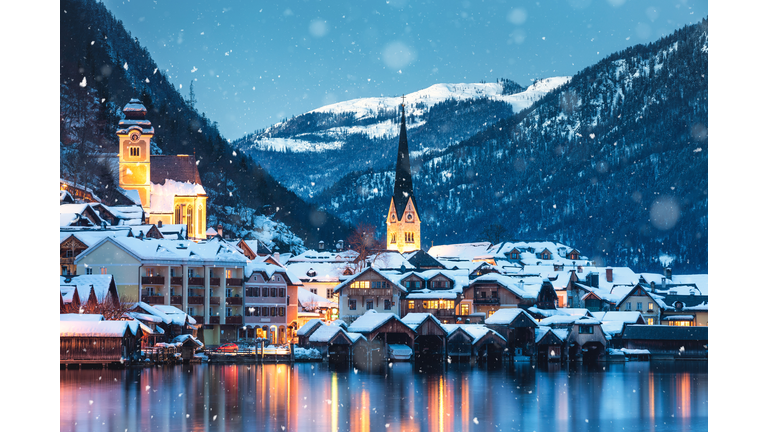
101,0,707,140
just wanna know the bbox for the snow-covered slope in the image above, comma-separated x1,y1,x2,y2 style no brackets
245,77,569,152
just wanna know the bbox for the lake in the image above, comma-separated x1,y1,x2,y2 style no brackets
60,360,707,431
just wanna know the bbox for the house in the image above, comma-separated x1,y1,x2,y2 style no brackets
73,236,247,343
657,293,708,327
334,267,408,323
621,325,708,359
400,269,468,323
242,258,302,345
534,326,567,362
461,273,541,318
347,311,417,362
441,324,507,363
484,308,539,356
539,315,609,362
591,311,647,348
60,274,120,315
60,320,144,366
400,313,448,360
614,284,663,325
285,249,356,302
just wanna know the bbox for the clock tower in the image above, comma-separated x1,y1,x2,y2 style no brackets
386,102,421,253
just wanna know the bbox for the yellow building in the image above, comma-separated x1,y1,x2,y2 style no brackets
386,104,421,253
116,99,207,241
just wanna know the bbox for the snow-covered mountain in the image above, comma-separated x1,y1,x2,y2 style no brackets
232,78,568,196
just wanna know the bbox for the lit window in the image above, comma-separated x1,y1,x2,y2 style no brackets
460,304,470,315
648,303,654,311
100,267,107,275
647,318,654,325
129,146,140,157
390,234,397,244
408,300,415,309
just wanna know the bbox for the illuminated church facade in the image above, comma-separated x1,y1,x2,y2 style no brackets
386,103,421,254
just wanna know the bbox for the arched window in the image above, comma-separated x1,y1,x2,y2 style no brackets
197,205,203,237
174,205,181,224
186,206,193,236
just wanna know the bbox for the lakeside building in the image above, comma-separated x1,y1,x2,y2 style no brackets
243,259,302,345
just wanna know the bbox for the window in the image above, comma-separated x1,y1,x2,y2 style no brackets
188,308,195,316
579,325,594,334
636,302,643,311
226,307,232,317
254,307,260,316
366,300,374,310
270,307,277,316
262,307,269,316
100,267,107,275
279,288,285,297
65,250,73,258
279,307,285,317
423,300,438,309
351,281,370,289
384,300,391,310
408,300,415,310
405,232,414,243
625,303,631,311
647,318,654,325
86,267,93,275
226,269,233,278
271,288,277,297
310,288,317,294
226,288,233,298
460,304,470,316
648,303,654,311
390,234,397,244
327,289,334,298
349,299,357,310
129,146,140,157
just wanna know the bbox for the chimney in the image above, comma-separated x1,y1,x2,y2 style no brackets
318,240,325,250
157,220,163,228
661,277,667,289
217,223,223,237
606,268,613,283
664,267,672,280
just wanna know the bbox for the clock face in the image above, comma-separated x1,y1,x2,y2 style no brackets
130,132,140,141
406,213,413,221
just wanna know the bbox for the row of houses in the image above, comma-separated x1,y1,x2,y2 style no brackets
296,308,708,364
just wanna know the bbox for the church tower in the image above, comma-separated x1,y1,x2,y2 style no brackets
386,102,421,253
116,99,154,209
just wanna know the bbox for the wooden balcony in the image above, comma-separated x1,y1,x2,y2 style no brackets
192,315,204,324
143,295,165,304
226,297,243,305
188,296,204,305
474,297,500,305
188,277,204,286
210,277,221,286
209,316,220,324
347,288,392,297
170,296,182,305
210,296,220,305
226,278,243,286
142,276,165,285
226,316,243,325
171,277,183,286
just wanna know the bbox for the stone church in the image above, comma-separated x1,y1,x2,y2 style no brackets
116,99,208,241
386,103,421,253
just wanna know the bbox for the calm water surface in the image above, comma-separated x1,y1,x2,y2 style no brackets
60,361,707,431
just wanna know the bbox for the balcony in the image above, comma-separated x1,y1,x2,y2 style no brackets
142,276,165,285
226,316,243,325
209,316,220,324
192,315,204,324
188,277,204,286
188,296,204,305
474,297,500,305
210,277,221,286
226,278,243,287
210,296,220,305
170,296,182,305
171,277,183,286
143,295,165,305
226,297,243,305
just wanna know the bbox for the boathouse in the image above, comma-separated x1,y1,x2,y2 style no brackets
401,313,448,360
60,320,143,366
484,308,539,357
621,325,708,359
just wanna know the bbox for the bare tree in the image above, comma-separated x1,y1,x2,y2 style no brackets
346,223,385,273
81,295,139,321
479,223,508,245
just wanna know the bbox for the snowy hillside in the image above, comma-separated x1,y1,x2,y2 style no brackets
245,77,569,152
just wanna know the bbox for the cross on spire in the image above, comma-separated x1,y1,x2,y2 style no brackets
401,94,406,106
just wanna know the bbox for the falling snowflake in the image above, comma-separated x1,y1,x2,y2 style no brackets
473,418,479,424
191,66,198,73
145,385,150,391
123,62,128,70
79,77,87,87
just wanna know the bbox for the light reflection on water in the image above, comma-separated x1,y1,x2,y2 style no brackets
60,361,707,432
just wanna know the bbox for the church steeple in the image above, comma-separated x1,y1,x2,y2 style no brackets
392,103,416,218
386,100,421,253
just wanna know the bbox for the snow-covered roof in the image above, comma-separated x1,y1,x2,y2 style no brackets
149,180,206,213
535,326,566,344
639,273,708,295
153,305,196,325
171,334,204,348
130,302,173,325
297,319,324,336
60,314,104,321
284,261,351,282
527,307,592,318
405,290,462,299
441,324,506,345
308,325,348,343
484,308,537,326
591,311,645,324
288,249,358,263
60,320,134,337
125,311,164,323
539,315,601,327
60,275,115,304
298,287,338,309
333,267,407,293
347,310,410,334
469,273,542,300
427,242,493,261
76,236,248,266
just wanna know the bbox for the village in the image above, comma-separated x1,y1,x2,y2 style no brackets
59,99,708,368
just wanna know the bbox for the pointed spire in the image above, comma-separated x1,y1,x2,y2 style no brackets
392,102,415,218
